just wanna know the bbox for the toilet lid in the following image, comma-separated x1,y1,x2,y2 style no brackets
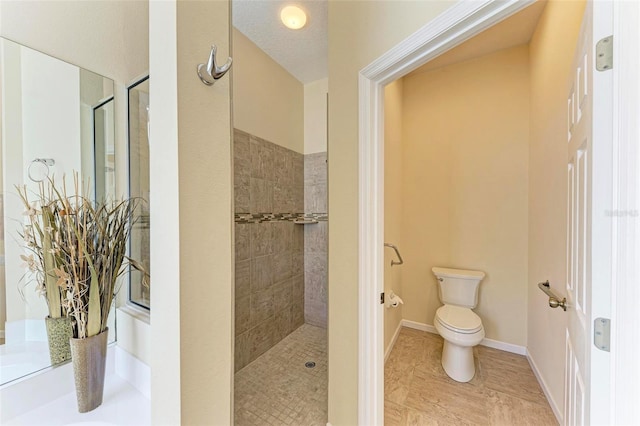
436,305,483,334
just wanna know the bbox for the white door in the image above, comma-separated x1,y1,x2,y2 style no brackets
565,1,613,425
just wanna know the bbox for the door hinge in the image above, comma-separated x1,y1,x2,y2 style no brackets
594,317,611,352
380,292,385,305
595,36,613,71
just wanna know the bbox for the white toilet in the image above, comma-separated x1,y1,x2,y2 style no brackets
432,266,485,383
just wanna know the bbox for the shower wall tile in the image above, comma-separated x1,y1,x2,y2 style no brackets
304,152,328,329
304,221,328,253
234,174,250,213
272,221,293,254
235,224,250,261
250,136,274,180
273,279,292,313
250,178,272,213
304,152,327,185
251,288,274,325
250,222,273,258
274,308,292,342
293,225,304,253
234,129,305,371
249,321,275,361
235,260,251,299
235,332,251,372
251,256,273,292
273,252,292,283
292,253,304,276
234,130,251,214
305,184,327,214
235,295,251,336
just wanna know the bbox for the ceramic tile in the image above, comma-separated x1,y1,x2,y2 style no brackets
235,295,251,336
385,328,557,426
250,135,274,180
250,221,272,258
487,389,558,425
235,260,251,299
272,221,293,254
235,331,251,372
248,321,275,360
234,173,250,213
250,255,273,292
235,324,327,426
250,288,274,325
235,223,250,261
234,129,251,178
273,279,292,313
249,178,272,213
273,252,292,283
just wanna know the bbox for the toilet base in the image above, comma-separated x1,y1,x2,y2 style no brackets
441,340,476,383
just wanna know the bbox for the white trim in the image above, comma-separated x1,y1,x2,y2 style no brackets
384,320,403,363
480,337,526,356
358,2,535,422
402,319,437,334
115,346,150,399
401,320,526,356
610,1,640,423
527,350,563,425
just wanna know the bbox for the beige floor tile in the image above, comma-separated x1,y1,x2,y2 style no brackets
235,324,327,426
487,389,558,426
386,327,557,426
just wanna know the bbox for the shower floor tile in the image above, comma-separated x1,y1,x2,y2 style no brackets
235,324,327,426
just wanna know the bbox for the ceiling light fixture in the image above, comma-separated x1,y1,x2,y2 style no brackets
280,5,307,30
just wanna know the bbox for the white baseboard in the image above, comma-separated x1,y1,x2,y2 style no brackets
115,346,150,399
527,350,563,424
402,319,437,334
401,319,527,355
384,320,403,363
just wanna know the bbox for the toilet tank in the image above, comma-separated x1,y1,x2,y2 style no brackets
432,267,485,308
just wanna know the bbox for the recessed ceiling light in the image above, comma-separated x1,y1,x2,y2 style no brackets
280,5,307,30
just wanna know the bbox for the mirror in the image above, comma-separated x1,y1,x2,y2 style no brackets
0,38,116,385
127,76,150,309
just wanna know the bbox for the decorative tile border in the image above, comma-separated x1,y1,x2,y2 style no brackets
234,213,328,223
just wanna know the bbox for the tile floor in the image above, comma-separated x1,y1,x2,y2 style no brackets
235,324,327,426
385,327,558,426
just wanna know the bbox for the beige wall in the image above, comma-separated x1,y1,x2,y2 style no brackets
149,0,233,423
304,78,328,154
528,0,585,417
384,80,404,352
401,46,530,346
232,28,304,153
328,1,453,423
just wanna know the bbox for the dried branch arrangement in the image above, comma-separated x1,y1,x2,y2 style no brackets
17,176,148,339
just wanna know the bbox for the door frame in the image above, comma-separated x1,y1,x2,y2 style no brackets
357,0,638,424
357,1,534,423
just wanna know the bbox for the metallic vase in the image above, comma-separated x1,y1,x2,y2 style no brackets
69,328,109,413
44,315,72,365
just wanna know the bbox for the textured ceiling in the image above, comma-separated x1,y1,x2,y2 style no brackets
233,0,327,84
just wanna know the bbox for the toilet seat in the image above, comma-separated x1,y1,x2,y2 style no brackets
435,305,483,334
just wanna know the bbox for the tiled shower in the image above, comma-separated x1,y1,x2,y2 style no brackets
233,129,328,371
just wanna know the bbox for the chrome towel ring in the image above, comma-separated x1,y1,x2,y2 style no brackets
28,158,55,183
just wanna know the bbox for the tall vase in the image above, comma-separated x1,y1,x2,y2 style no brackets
69,328,109,413
44,316,72,365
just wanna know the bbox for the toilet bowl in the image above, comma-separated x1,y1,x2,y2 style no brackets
431,267,486,383
434,304,484,382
